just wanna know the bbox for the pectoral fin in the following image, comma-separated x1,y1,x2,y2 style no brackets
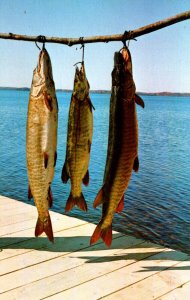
135,94,145,108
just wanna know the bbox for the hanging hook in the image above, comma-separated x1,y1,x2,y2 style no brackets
119,30,137,52
73,37,85,66
35,41,41,51
122,30,128,48
79,37,85,63
35,35,46,51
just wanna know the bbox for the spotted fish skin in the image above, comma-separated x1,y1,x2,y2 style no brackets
91,47,144,247
26,48,58,242
61,63,94,212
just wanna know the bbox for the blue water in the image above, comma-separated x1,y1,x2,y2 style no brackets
0,89,190,253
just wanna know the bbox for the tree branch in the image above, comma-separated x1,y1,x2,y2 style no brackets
0,10,189,46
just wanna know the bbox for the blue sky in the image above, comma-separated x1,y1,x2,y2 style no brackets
0,0,190,92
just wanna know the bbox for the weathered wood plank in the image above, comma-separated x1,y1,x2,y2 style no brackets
0,224,123,295
0,241,163,299
103,258,190,299
156,280,190,300
43,250,188,300
0,220,88,261
0,196,188,300
0,224,121,276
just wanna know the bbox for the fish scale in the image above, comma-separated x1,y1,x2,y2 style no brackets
91,47,144,247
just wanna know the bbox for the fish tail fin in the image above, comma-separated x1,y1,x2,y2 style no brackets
116,195,124,213
35,214,54,243
93,186,104,208
65,192,87,212
90,222,112,247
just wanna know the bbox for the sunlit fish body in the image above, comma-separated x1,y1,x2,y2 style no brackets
26,48,58,242
62,63,94,212
91,47,144,247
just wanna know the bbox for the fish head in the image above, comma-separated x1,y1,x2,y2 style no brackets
121,47,136,100
31,49,54,98
32,49,53,87
37,49,53,81
73,63,89,101
122,47,133,74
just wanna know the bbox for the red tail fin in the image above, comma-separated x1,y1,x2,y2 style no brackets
35,214,54,243
65,192,87,212
90,223,112,247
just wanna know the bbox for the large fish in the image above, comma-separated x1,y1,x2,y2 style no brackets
26,48,58,242
61,62,94,212
90,47,144,247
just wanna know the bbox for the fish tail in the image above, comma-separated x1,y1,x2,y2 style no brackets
90,222,112,247
35,214,54,243
65,192,87,212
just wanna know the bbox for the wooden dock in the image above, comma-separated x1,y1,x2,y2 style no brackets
0,195,190,299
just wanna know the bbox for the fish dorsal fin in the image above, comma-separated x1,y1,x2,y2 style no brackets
135,94,145,108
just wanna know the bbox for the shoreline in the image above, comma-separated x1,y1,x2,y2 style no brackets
0,87,190,97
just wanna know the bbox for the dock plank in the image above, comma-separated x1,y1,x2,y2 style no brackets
0,195,188,300
157,281,190,300
103,258,190,299
44,250,188,300
1,240,163,299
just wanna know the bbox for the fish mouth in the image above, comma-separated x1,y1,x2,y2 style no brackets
37,49,53,81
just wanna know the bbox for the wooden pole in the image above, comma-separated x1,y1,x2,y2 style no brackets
0,11,189,46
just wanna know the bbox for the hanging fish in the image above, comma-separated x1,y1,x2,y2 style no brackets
61,62,94,212
90,47,144,247
26,48,58,242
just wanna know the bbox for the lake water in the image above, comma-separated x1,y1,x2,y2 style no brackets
0,89,190,253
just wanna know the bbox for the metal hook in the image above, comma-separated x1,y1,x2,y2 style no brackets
79,37,85,63
35,35,46,51
35,41,41,51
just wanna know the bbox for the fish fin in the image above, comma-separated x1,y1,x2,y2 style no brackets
65,192,87,212
44,152,48,169
44,91,53,111
116,195,124,213
54,151,57,167
90,223,112,247
28,185,33,200
135,94,145,108
93,186,104,208
61,163,69,183
89,98,95,111
35,215,54,243
83,169,89,186
133,156,139,172
47,186,53,208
